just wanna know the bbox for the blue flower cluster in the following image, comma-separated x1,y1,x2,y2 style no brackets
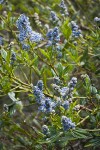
42,125,50,135
55,98,69,110
62,100,69,110
54,76,60,85
42,116,75,134
60,87,69,98
56,44,63,59
52,77,77,110
60,77,77,100
37,80,44,91
33,80,45,104
61,116,75,131
71,21,82,38
59,0,69,16
94,17,100,22
16,14,43,49
52,83,61,95
33,80,56,113
22,44,30,50
46,27,60,46
10,51,16,65
50,11,59,23
68,77,77,91
0,36,3,45
39,97,55,113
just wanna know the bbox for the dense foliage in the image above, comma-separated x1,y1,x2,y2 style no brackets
0,0,100,150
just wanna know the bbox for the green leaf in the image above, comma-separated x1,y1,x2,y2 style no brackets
64,48,78,63
8,92,17,101
90,86,97,95
9,103,16,116
61,19,72,40
1,49,7,60
96,94,100,100
57,63,63,77
85,137,100,148
59,106,65,113
39,48,50,60
38,132,63,144
1,76,11,93
59,131,77,147
15,101,23,112
71,128,90,139
0,143,3,150
30,55,38,66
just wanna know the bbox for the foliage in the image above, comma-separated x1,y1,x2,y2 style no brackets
0,0,100,149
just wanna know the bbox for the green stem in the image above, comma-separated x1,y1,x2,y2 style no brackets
12,76,31,87
29,67,32,83
86,129,100,132
77,109,98,126
76,116,89,126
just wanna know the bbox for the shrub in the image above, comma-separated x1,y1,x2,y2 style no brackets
0,0,100,149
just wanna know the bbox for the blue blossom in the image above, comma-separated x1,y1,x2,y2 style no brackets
45,98,55,112
22,44,30,50
60,87,69,97
46,27,60,46
56,44,61,51
11,51,16,61
61,116,75,131
29,31,43,42
71,21,82,38
33,85,45,104
94,17,100,22
67,77,77,94
50,11,59,23
57,52,62,59
10,51,16,65
16,14,43,48
0,36,3,45
18,29,27,42
46,29,53,40
60,77,77,99
56,44,63,59
39,97,56,113
52,84,61,94
52,27,60,39
16,14,30,43
54,76,60,85
37,80,43,91
42,125,50,135
33,80,56,113
62,100,69,110
59,0,69,16
16,14,30,31
72,30,82,38
60,0,66,9
71,21,78,30
56,98,62,106
68,77,77,89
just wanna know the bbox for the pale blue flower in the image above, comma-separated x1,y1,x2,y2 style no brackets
61,116,75,131
42,125,50,135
